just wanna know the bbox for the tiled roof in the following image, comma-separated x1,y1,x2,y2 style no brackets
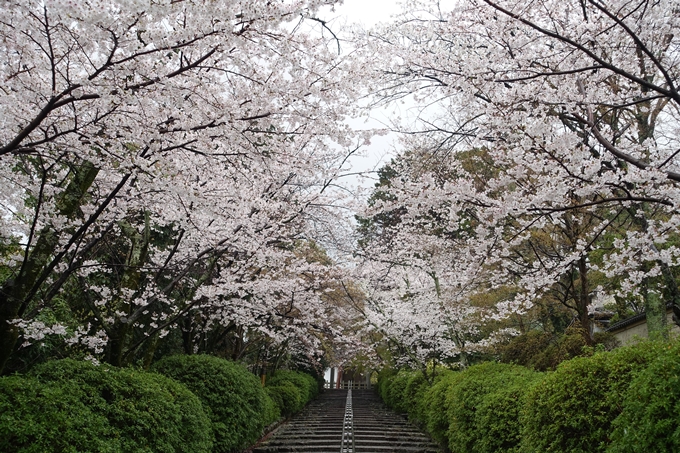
606,303,676,333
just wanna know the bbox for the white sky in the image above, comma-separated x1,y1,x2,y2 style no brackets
329,0,405,28
318,1,407,193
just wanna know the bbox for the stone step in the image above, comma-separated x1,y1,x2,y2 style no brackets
251,389,441,453
354,432,432,440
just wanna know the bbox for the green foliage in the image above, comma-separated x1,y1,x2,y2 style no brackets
376,368,397,402
22,358,212,453
498,330,553,367
261,392,281,427
376,342,676,453
445,362,538,453
521,341,667,453
499,327,596,371
403,371,430,425
152,355,267,453
608,342,680,452
261,369,320,421
421,370,462,446
0,375,114,453
267,369,319,403
266,382,302,417
530,328,592,371
381,369,415,413
474,366,541,453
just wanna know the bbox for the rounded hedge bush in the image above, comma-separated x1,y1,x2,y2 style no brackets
422,370,463,446
29,359,213,453
474,365,541,453
153,355,268,453
382,369,415,413
403,371,430,425
608,342,680,452
376,368,396,402
521,341,667,453
261,392,281,427
267,370,318,403
445,362,537,453
0,375,114,453
266,382,302,417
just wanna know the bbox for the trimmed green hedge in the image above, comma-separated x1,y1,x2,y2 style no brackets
422,370,462,446
403,371,430,425
266,382,303,417
380,369,414,413
13,358,213,453
376,340,676,453
475,368,540,453
608,342,680,452
267,370,319,402
153,355,269,453
0,376,113,453
265,369,320,419
376,368,396,403
446,362,539,453
378,369,432,424
378,366,538,451
262,389,282,426
521,341,666,453
1,356,320,453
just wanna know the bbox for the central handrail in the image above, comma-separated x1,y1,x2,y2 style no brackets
340,388,354,453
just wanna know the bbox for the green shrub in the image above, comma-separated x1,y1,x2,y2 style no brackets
26,359,212,453
521,341,667,453
261,393,281,427
530,327,591,371
608,342,680,452
376,368,396,402
474,366,541,453
267,370,318,403
0,376,114,453
445,362,536,453
403,371,430,425
500,328,605,371
422,370,462,446
499,330,553,367
153,355,267,453
264,382,284,410
266,382,303,417
383,370,415,413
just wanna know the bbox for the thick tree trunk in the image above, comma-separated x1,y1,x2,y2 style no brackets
142,333,159,370
629,209,674,340
0,162,98,374
644,281,668,340
105,321,130,367
103,212,150,367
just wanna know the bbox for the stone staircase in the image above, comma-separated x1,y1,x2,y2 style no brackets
352,389,440,453
251,389,441,453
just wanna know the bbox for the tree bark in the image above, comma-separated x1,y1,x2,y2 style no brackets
0,162,98,374
644,280,668,340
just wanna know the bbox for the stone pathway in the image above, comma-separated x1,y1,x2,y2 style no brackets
252,389,441,453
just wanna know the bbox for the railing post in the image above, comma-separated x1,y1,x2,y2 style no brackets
340,388,354,453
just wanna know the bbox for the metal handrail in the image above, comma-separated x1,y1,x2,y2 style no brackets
340,388,354,453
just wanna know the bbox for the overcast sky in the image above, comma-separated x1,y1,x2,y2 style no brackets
329,0,404,27
316,1,407,192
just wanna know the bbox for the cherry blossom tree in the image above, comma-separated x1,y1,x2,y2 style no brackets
355,0,680,357
355,154,514,369
0,0,368,373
